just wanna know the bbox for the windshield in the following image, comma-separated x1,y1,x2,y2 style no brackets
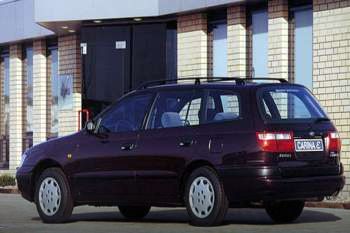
257,86,328,122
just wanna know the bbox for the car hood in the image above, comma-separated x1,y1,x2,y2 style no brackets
24,132,83,166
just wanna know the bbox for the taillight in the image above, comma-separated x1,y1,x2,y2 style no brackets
256,131,294,152
326,131,341,152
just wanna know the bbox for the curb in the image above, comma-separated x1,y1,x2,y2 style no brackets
0,187,19,194
306,202,350,210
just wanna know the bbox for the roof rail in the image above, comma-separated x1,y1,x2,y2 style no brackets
246,77,288,83
136,77,288,90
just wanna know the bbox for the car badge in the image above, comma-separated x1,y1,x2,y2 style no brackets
309,131,315,137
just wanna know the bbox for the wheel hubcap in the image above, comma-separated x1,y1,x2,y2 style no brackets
189,176,215,218
39,177,61,216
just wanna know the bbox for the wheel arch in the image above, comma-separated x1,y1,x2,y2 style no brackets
29,159,64,201
179,160,217,200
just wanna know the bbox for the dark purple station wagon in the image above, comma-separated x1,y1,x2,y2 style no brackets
16,78,345,226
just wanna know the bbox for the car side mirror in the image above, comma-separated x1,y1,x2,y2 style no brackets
85,120,96,133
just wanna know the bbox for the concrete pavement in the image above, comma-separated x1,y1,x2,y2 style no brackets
0,194,350,233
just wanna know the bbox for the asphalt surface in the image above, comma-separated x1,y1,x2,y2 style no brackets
0,194,349,233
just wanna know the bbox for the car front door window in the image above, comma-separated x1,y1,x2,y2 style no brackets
99,94,153,133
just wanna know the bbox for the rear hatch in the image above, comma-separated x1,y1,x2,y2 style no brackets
255,85,341,177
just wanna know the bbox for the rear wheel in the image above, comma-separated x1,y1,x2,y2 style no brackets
184,166,228,226
34,168,73,223
265,200,305,223
118,206,151,220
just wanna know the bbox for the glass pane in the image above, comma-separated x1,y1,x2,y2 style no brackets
295,8,313,90
148,91,202,129
100,94,152,133
26,47,33,133
258,87,327,121
205,90,241,123
213,22,228,76
252,9,268,77
3,55,9,136
49,48,59,137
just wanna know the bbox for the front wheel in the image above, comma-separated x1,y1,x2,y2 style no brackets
265,200,305,223
34,168,74,223
118,206,151,220
185,166,228,226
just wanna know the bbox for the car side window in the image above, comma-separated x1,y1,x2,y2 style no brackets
147,90,203,129
204,90,241,123
99,94,153,133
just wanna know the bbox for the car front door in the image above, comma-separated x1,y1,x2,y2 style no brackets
135,89,204,204
71,92,154,203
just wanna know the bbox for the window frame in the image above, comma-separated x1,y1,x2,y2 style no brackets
200,88,243,125
256,85,328,123
145,89,205,130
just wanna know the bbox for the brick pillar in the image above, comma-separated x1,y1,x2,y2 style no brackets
9,44,25,170
0,58,4,164
58,35,82,137
32,40,48,145
0,59,4,138
227,5,247,77
313,0,350,201
177,13,208,78
268,0,289,80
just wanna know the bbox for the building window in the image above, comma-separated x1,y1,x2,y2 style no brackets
209,12,228,77
251,9,268,77
1,51,9,167
24,46,33,148
48,46,59,138
293,7,313,90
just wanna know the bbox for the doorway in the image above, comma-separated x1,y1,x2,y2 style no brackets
81,22,177,118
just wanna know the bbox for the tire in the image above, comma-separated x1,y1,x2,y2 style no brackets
184,166,228,226
118,206,151,220
265,200,305,223
34,168,74,223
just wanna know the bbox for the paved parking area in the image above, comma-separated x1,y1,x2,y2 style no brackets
0,194,350,233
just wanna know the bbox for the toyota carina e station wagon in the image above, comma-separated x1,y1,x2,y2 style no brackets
16,77,345,226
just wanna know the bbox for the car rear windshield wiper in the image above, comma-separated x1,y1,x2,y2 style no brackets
313,117,330,123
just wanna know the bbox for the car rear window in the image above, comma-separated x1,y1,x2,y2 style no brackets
257,86,327,122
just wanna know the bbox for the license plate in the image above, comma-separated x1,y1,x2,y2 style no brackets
294,139,324,152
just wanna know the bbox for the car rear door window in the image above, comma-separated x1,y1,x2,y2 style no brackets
204,90,241,123
99,94,153,133
147,90,203,129
257,86,327,121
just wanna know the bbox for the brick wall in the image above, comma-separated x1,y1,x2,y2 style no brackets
58,35,82,136
313,0,350,201
32,39,48,145
227,5,247,77
177,13,208,78
268,0,289,80
9,44,25,171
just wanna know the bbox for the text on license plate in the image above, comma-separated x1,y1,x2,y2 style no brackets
294,139,324,152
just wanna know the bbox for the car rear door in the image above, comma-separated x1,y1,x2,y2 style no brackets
134,89,203,204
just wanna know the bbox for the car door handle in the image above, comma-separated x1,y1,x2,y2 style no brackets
121,143,135,151
179,139,194,147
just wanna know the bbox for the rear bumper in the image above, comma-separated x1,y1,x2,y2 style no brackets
218,165,345,202
16,166,34,202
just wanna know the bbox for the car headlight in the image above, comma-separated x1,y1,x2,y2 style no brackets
18,152,28,168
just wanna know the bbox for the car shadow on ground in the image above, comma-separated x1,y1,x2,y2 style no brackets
31,208,342,225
